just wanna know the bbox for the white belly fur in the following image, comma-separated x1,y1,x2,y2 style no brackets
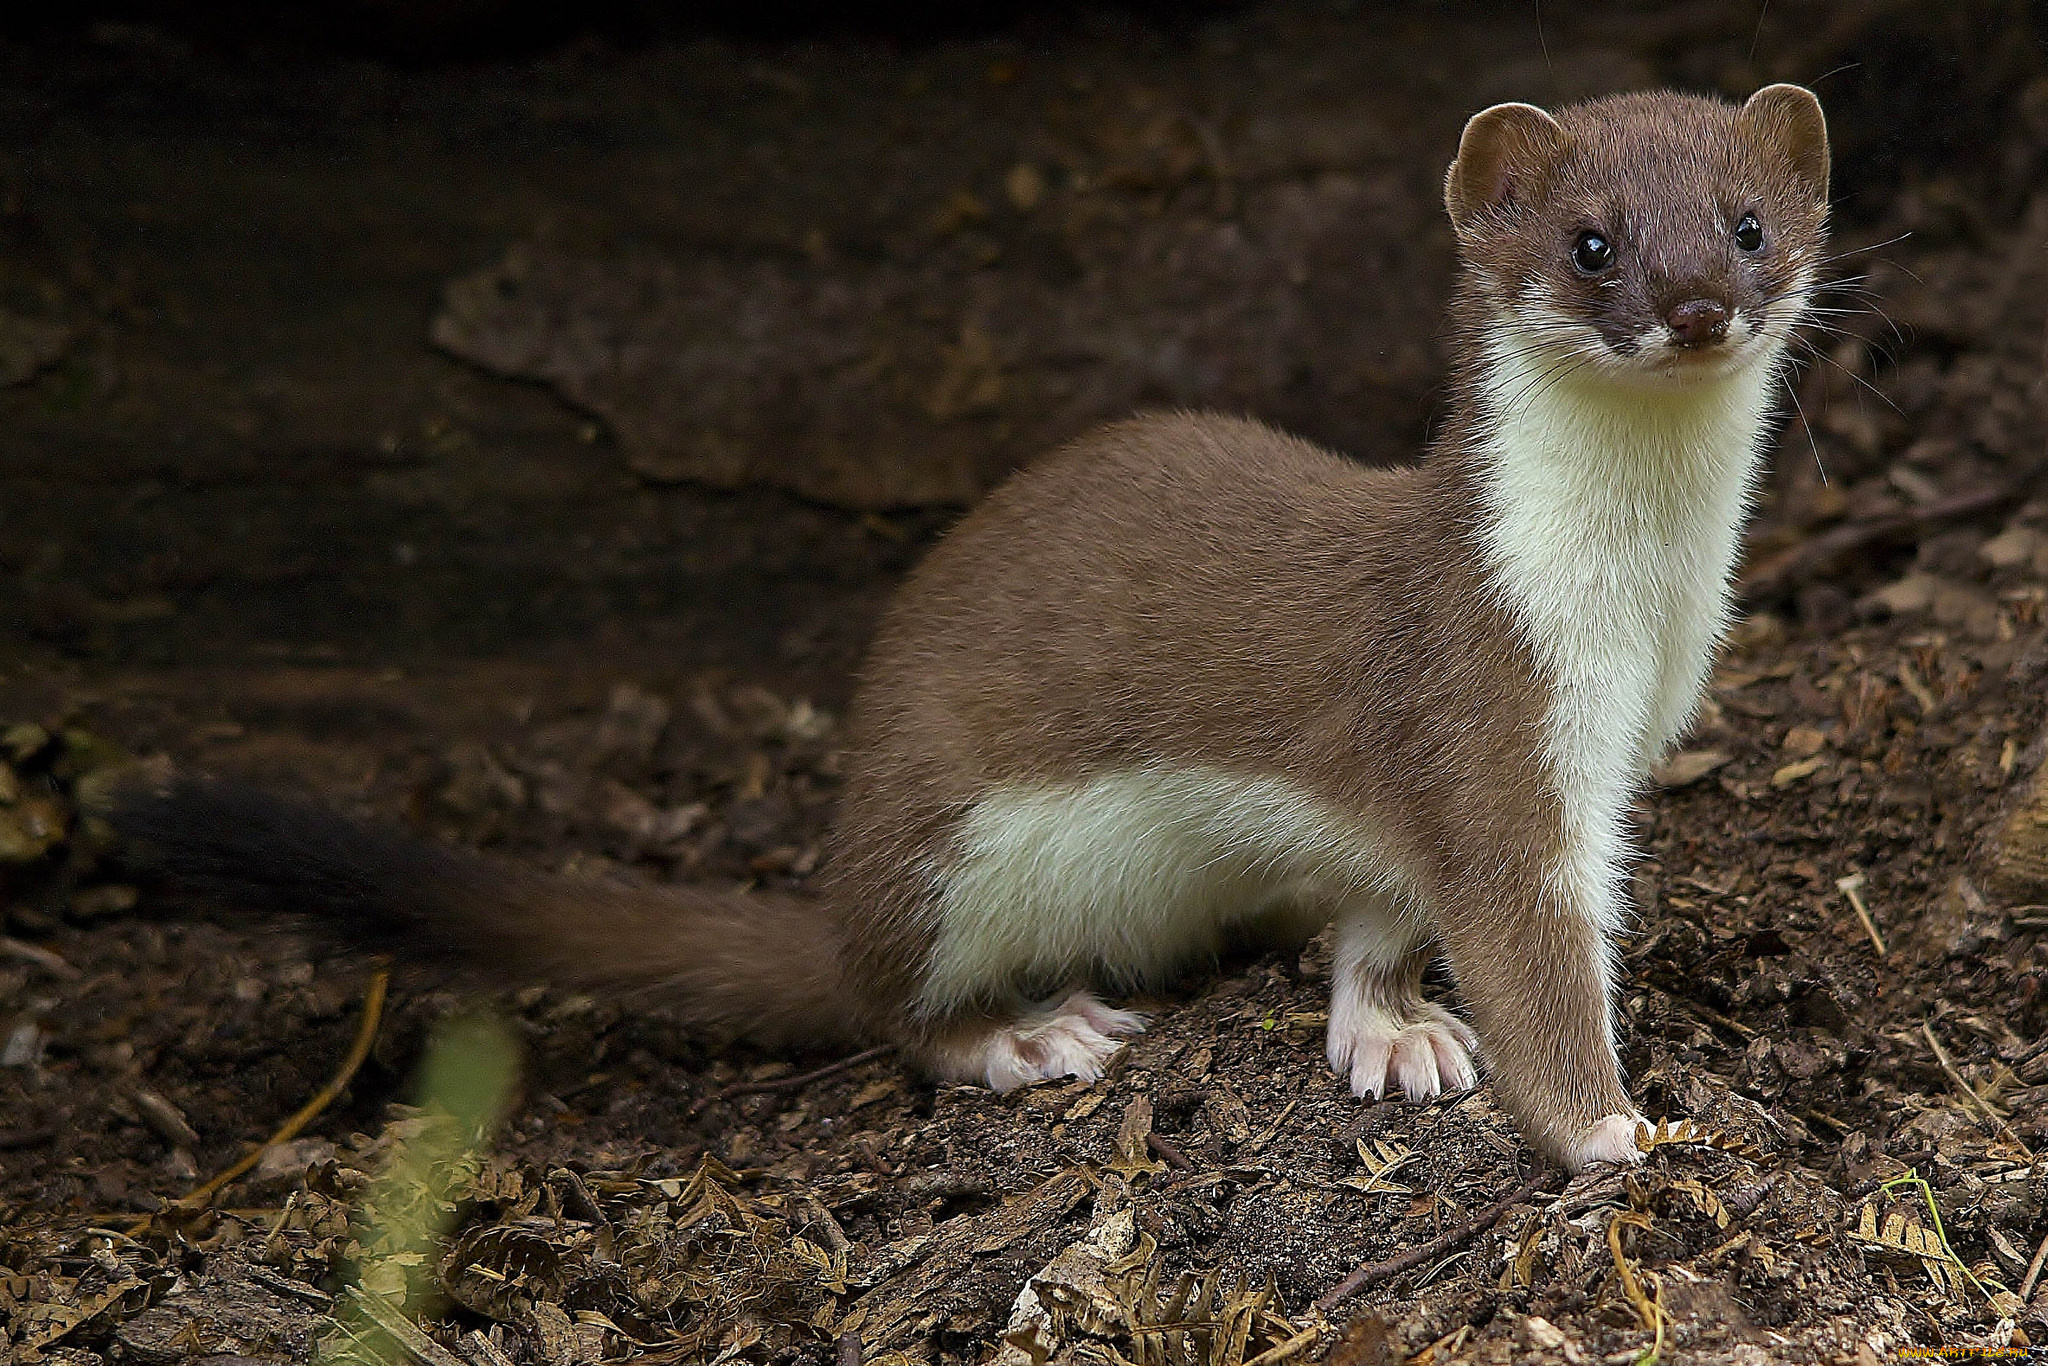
916,766,1412,1016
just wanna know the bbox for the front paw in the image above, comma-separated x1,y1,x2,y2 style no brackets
1562,1113,1649,1172
1327,1001,1480,1102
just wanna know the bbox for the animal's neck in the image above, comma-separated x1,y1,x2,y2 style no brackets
1466,332,1779,787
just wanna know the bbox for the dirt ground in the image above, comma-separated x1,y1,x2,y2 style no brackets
4,3,2048,1363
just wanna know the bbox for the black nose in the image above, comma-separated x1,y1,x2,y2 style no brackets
1666,298,1731,347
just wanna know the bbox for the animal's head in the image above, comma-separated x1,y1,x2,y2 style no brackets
1445,85,1829,385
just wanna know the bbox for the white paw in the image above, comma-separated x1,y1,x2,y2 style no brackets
1054,991,1149,1040
1327,1000,1480,1102
1563,1113,1649,1171
978,992,1147,1092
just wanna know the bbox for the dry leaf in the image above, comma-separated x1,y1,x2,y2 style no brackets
1342,1139,1416,1196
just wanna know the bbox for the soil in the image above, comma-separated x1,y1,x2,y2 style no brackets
4,4,2048,1364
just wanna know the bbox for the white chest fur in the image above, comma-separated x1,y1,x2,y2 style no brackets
1476,330,1777,930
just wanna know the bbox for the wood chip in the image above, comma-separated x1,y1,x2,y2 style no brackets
131,1088,201,1149
0,936,81,979
1836,873,1887,956
1991,743,2048,899
1772,755,1827,788
1654,750,1730,787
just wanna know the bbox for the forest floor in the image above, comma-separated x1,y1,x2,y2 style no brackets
3,4,2048,1364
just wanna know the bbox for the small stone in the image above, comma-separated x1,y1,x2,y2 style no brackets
1861,572,1939,616
1005,162,1046,211
2,1019,45,1067
780,697,835,743
1781,725,1830,758
1518,1315,1585,1364
0,796,64,862
1982,524,2046,569
71,884,139,919
1771,755,1827,788
1,723,49,763
595,783,704,852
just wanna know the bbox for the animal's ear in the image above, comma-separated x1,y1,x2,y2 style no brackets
1738,83,1829,202
1444,102,1567,236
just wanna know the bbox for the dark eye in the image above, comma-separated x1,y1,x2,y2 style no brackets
1734,212,1764,252
1571,230,1614,274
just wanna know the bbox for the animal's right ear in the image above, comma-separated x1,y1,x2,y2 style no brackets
1444,103,1567,237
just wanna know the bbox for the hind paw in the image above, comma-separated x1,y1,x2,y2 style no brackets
933,992,1147,1092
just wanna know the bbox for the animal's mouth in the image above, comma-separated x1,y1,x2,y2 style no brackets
1629,316,1769,380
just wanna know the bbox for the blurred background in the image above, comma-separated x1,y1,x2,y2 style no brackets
0,1,2042,788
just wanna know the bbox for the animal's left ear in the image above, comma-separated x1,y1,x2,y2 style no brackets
1738,84,1829,202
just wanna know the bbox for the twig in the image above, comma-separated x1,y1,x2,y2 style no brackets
133,967,389,1230
1741,473,2040,603
1607,1211,1666,1357
68,1207,285,1225
1145,1132,1195,1170
1835,874,1886,957
1922,1022,2035,1160
461,1331,519,1366
244,1266,333,1307
1801,1107,1852,1136
343,1286,470,1366
1244,1098,1300,1157
1315,1164,1556,1311
0,935,81,979
692,1044,894,1114
1240,1323,1320,1366
1650,983,1757,1041
2022,1227,2048,1304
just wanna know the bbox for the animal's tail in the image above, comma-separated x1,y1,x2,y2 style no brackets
109,777,859,1049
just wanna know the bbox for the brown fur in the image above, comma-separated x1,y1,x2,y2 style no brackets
114,86,1829,1170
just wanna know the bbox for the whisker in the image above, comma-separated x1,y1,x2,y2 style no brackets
1780,370,1826,485
1817,231,1913,264
1761,272,1909,352
1488,337,1593,368
1792,335,1900,412
1491,350,1593,416
1499,350,1600,418
1515,356,1599,414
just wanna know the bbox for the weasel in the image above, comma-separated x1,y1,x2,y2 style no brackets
114,85,1830,1172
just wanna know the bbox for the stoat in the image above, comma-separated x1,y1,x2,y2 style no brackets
115,85,1830,1172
